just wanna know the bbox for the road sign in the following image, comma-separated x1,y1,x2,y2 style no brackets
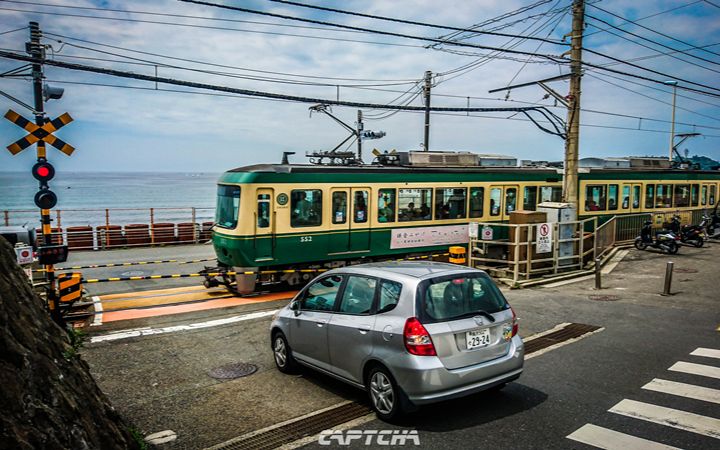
15,245,33,265
536,222,553,253
4,109,75,155
481,226,494,241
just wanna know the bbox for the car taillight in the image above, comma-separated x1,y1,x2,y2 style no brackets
511,306,519,337
403,317,436,356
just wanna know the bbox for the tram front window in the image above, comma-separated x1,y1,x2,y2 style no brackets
216,185,241,229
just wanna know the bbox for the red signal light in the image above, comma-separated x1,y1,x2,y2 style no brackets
32,161,55,182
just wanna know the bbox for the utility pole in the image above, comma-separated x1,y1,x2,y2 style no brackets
356,109,363,163
29,22,60,324
666,80,678,162
423,70,431,151
562,0,585,207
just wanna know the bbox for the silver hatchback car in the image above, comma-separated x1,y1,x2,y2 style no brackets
270,261,524,420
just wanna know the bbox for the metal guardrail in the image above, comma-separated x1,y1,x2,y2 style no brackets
468,218,596,284
469,207,713,285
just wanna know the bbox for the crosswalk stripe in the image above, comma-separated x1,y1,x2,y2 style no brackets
691,348,720,360
669,361,720,380
567,423,681,449
642,378,720,405
609,399,720,439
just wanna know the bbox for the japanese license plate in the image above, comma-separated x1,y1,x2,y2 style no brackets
466,329,491,350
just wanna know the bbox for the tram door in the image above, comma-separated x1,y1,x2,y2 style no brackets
488,185,519,221
328,187,371,254
254,188,274,261
629,183,642,212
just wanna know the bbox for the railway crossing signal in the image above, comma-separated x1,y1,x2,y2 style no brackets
31,160,57,209
4,109,75,155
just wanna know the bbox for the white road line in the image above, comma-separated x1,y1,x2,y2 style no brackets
89,309,278,343
523,322,573,342
642,378,720,405
669,361,720,380
567,423,681,450
609,399,720,439
691,348,720,360
91,295,103,326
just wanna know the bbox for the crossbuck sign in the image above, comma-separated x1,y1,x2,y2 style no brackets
536,222,553,253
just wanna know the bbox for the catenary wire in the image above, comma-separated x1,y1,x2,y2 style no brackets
264,0,567,45
179,0,568,63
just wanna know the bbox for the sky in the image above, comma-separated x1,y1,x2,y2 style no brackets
0,0,719,173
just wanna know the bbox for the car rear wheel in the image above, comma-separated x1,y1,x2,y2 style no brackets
367,366,407,421
273,332,298,374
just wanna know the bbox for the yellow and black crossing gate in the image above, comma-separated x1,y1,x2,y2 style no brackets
5,109,75,155
58,272,82,303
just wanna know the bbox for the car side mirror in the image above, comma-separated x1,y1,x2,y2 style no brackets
290,301,301,316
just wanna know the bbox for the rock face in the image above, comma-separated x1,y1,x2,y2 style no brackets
0,239,140,449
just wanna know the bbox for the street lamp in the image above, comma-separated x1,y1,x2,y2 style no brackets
664,80,678,162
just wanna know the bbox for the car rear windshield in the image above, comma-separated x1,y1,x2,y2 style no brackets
417,274,508,323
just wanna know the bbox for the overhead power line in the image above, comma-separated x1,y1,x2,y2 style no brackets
264,0,567,45
0,6,426,51
584,1,706,38
585,13,720,68
587,2,720,58
178,0,567,63
0,48,568,137
582,48,720,95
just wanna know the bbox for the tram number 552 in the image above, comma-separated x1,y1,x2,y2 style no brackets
300,236,313,243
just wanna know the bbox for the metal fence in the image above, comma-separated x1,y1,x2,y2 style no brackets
468,207,712,286
468,218,596,284
5,207,215,250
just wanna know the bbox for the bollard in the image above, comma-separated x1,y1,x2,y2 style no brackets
594,257,602,290
663,261,674,296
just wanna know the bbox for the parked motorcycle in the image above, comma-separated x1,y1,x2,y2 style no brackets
701,212,720,239
668,215,704,247
634,221,679,254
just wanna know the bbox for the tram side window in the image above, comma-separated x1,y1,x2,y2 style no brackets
674,184,690,208
291,189,322,227
608,184,619,210
539,186,562,204
621,186,630,209
524,186,538,211
215,185,241,229
691,184,699,207
398,188,432,221
332,191,347,224
711,185,717,205
257,194,270,228
585,185,607,211
354,190,369,223
378,189,395,223
469,187,484,218
655,184,672,208
505,188,517,214
435,188,467,220
701,185,707,205
633,185,641,208
489,188,502,216
645,184,655,209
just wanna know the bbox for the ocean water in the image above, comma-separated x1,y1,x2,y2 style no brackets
0,172,220,228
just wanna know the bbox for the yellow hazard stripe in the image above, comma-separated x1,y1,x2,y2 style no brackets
60,290,82,303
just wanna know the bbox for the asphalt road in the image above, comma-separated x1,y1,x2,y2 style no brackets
80,243,720,450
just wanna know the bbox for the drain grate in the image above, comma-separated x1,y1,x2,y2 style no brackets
210,322,601,450
674,268,698,273
588,294,621,302
208,362,258,380
208,402,372,450
524,323,602,355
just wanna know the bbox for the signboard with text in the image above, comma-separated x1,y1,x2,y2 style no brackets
536,222,553,253
390,225,468,249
